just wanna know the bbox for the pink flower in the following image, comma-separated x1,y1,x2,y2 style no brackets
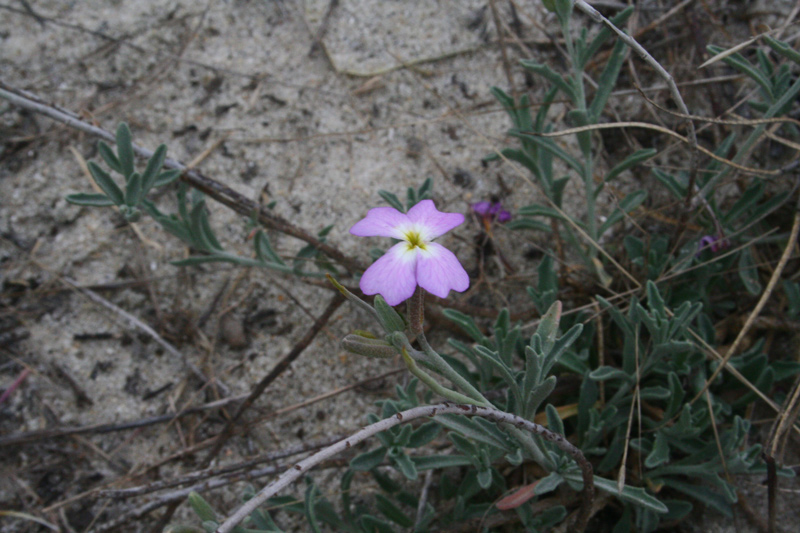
350,199,470,306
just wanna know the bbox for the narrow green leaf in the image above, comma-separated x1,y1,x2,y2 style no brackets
738,247,762,295
407,422,440,448
88,161,124,205
378,190,405,212
645,432,670,468
477,468,493,489
474,345,518,394
349,446,386,471
411,454,472,470
255,231,287,266
157,217,192,243
153,168,181,188
171,255,237,267
141,144,167,193
188,492,218,523
589,366,630,382
375,494,413,528
651,169,686,200
707,45,773,100
661,478,732,517
784,281,800,318
125,172,142,207
98,141,122,174
518,204,571,222
589,39,628,121
189,201,218,251
505,219,552,232
373,295,405,333
116,122,135,178
520,61,577,103
303,480,322,533
359,515,396,533
603,148,657,188
546,403,564,436
721,181,763,225
598,190,647,236
563,474,668,513
442,309,484,342
542,323,583,375
534,300,561,353
66,193,115,207
763,35,800,65
510,130,584,173
534,472,564,495
392,451,418,480
437,414,509,450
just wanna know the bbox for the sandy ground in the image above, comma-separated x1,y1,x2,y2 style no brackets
1,0,798,531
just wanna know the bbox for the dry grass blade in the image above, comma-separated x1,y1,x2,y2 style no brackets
530,122,780,176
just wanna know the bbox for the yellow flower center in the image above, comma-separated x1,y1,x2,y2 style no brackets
403,230,427,251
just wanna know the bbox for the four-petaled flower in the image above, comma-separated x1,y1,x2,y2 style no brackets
350,199,470,306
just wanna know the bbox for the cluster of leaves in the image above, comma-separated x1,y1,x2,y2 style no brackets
479,4,800,530
67,123,336,278
66,123,180,221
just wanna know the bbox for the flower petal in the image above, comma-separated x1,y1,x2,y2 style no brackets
471,201,491,216
350,207,409,239
407,199,464,240
359,242,418,306
416,243,469,299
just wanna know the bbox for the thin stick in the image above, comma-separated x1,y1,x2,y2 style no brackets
99,435,344,499
0,393,246,448
92,459,347,533
200,294,344,468
216,403,594,533
415,469,435,529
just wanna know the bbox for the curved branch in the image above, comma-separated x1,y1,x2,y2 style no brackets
216,403,594,533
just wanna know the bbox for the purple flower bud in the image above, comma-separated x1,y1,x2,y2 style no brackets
471,201,511,224
697,234,730,256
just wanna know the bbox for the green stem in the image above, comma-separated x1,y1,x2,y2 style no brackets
400,347,487,406
417,333,492,407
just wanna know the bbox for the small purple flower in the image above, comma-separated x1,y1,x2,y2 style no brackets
472,201,511,224
350,199,470,306
697,234,730,256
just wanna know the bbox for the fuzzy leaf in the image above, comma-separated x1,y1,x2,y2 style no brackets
98,141,122,174
66,193,115,207
116,122,135,178
349,446,386,471
88,161,124,205
141,144,167,193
